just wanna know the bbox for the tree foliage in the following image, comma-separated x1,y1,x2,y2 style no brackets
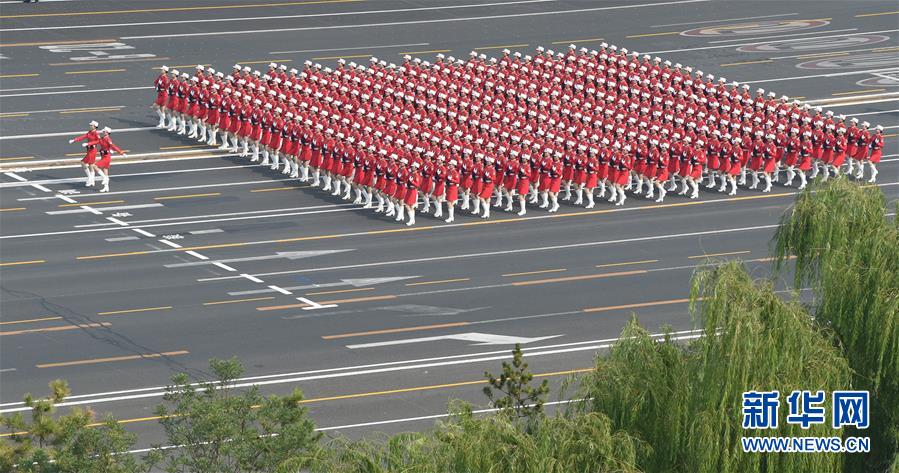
483,343,550,429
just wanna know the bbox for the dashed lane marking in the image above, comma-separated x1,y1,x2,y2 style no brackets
305,287,374,296
511,270,646,286
0,316,63,325
855,10,899,17
0,260,45,267
502,268,566,277
551,38,604,44
474,43,529,50
625,31,679,38
322,322,472,340
582,297,695,313
404,278,471,286
721,59,774,67
0,207,26,212
832,88,887,96
257,294,396,311
97,306,172,316
154,193,221,200
37,351,189,369
399,49,451,55
595,259,658,268
0,38,118,47
688,250,751,259
49,57,170,67
58,200,124,207
203,296,275,306
1,322,111,337
311,54,371,61
63,69,127,75
0,73,39,78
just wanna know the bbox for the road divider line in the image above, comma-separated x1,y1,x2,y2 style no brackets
250,186,304,192
58,200,124,207
404,278,471,286
512,270,646,286
551,38,603,44
0,0,362,18
688,250,751,259
855,10,899,17
625,31,678,38
0,156,33,161
154,192,221,200
97,306,172,316
0,316,63,325
832,88,887,96
203,296,275,306
64,69,126,75
37,351,189,369
595,259,658,268
257,294,396,311
721,59,774,67
322,322,472,340
399,49,451,55
306,287,374,296
50,57,170,67
0,260,44,267
502,268,567,277
474,43,529,50
0,38,118,47
1,322,111,337
0,207,26,212
159,144,207,150
582,297,694,313
59,107,124,114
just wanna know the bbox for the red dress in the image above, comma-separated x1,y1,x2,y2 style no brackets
72,130,100,165
403,170,421,206
471,162,484,196
550,161,563,193
95,135,123,170
154,74,168,106
432,164,446,197
585,157,600,188
479,166,496,200
867,134,884,163
516,162,531,195
503,160,518,192
445,168,460,202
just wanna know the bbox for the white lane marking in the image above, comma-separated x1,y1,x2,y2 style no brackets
121,0,712,39
54,194,77,204
3,148,224,169
76,203,352,227
105,236,139,242
106,217,129,226
0,105,125,115
158,239,182,249
21,178,292,201
272,42,429,54
805,92,899,104
4,171,52,193
228,276,421,296
4,0,555,32
80,206,103,215
212,262,237,271
240,273,264,284
184,251,209,260
0,126,155,140
0,329,704,412
0,84,84,93
771,47,899,60
164,250,352,268
347,332,565,349
1,163,263,188
707,28,859,44
826,98,899,108
0,86,154,99
0,368,16,373
746,67,899,84
297,296,339,311
268,285,293,295
189,228,223,235
650,13,798,28
645,28,899,54
45,203,163,215
132,228,156,238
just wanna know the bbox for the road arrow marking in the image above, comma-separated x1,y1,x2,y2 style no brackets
346,332,564,349
296,297,337,311
164,249,352,268
227,275,420,296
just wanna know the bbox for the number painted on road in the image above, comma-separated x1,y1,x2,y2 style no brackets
111,212,133,218
161,234,184,240
39,42,156,63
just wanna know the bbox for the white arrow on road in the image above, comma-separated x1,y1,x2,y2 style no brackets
228,275,421,296
164,249,352,268
346,332,564,349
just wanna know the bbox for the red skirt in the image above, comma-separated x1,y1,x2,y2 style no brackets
81,148,98,165
822,149,834,164
155,92,168,107
503,175,516,191
363,170,375,187
832,152,847,167
95,153,111,169
433,180,446,197
167,96,180,111
479,183,495,200
516,178,530,196
728,161,741,176
241,122,254,137
471,179,483,196
689,165,702,180
763,158,776,174
586,172,599,188
797,156,812,172
574,170,587,185
461,174,473,190
539,174,552,191
392,182,405,200
218,115,230,131
385,180,397,196
403,188,418,206
562,165,574,181
656,167,669,182
445,185,458,202
869,149,882,163
341,163,354,178
550,177,562,193
852,146,868,160
784,152,798,167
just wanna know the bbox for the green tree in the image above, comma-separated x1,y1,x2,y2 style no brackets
483,343,550,430
153,357,320,473
1,380,153,473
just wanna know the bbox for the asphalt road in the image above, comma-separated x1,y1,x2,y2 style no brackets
1,0,897,451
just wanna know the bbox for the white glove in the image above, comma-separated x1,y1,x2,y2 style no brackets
82,143,88,148
68,139,75,144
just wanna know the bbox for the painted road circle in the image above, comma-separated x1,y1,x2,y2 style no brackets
857,74,899,88
737,34,891,53
796,52,899,70
681,19,830,37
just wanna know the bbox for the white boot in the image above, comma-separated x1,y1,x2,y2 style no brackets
156,110,166,128
586,191,595,209
188,121,198,138
540,192,549,208
785,167,795,187
197,123,207,142
690,180,699,199
166,112,177,131
375,195,385,213
84,166,94,187
290,161,299,178
797,171,807,190
655,185,666,202
869,164,878,183
322,175,332,191
563,183,572,201
646,183,655,200
395,205,405,222
634,177,644,195
574,188,583,205
472,198,481,215
270,152,280,170
433,200,443,218
342,184,352,200
445,205,455,223
616,191,626,206
461,193,470,210
762,174,772,193
421,196,430,214
504,192,514,212
729,178,737,196
406,208,416,226
481,202,490,219
750,172,759,189
518,197,527,216
608,186,618,203
679,178,689,195
312,169,321,187
549,195,559,213
331,179,341,196
354,188,363,205
385,200,395,217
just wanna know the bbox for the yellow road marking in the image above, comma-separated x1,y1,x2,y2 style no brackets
305,287,374,296
240,58,293,65
203,296,275,306
0,38,119,48
0,365,589,436
75,191,797,261
154,193,221,200
582,297,696,313
474,43,529,50
405,278,470,286
311,54,371,61
873,46,899,52
626,31,679,38
256,294,396,311
399,49,452,55
0,113,29,118
595,259,658,269
0,156,33,161
512,270,646,287
50,57,170,67
37,350,189,369
720,59,773,67
688,250,751,259
883,133,897,138
796,51,849,60
58,200,124,207
59,107,124,114
159,144,207,150
2,322,111,337
0,0,362,18
64,69,126,75
0,207,26,212
0,73,39,78
0,316,62,326
322,321,471,340
98,306,172,316
502,268,566,277
0,260,45,267
856,10,899,17
832,88,887,96
551,38,604,44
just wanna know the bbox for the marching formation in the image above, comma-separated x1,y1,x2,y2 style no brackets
147,44,885,225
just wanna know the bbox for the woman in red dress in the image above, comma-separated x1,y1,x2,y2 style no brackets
94,127,127,193
477,156,496,219
69,121,100,187
153,66,169,128
444,160,460,223
402,161,422,226
515,154,531,216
